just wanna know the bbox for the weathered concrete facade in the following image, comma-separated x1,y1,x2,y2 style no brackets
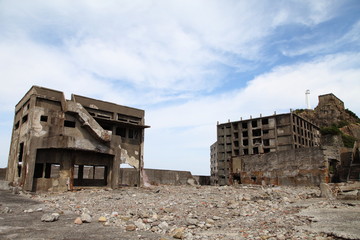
6,86,149,192
212,112,321,185
231,147,334,186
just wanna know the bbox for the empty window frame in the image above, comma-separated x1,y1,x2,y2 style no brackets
128,129,139,139
252,120,258,128
115,127,126,137
64,120,76,128
22,114,28,123
261,118,269,125
33,163,44,178
243,149,249,155
14,121,20,130
40,115,48,122
252,129,261,137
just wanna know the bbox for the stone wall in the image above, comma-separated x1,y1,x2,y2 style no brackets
232,147,331,186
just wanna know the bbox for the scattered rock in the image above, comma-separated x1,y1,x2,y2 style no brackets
98,216,107,222
74,217,82,224
41,213,60,222
81,213,92,223
125,224,136,231
172,227,185,239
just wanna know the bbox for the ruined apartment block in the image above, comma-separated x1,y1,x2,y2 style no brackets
6,86,149,192
212,112,321,185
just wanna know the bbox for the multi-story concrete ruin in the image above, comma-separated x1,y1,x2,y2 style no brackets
211,112,322,185
6,86,149,192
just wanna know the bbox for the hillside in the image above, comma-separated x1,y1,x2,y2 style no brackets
295,93,360,148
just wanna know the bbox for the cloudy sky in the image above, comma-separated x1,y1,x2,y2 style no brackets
0,0,359,175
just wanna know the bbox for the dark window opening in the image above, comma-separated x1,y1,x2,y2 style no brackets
253,138,261,144
264,148,270,153
263,139,270,146
44,164,60,178
234,132,239,139
253,147,259,154
252,129,261,137
64,120,76,128
233,124,238,130
262,130,269,135
14,121,20,130
40,115,48,122
243,149,249,155
243,139,248,146
234,149,239,155
74,165,107,187
252,120,258,128
116,127,126,137
251,176,257,182
34,163,44,178
100,123,112,131
89,112,96,116
128,129,138,139
22,114,28,123
262,118,269,125
17,164,22,177
234,141,239,147
18,142,24,163
242,131,248,137
242,122,247,129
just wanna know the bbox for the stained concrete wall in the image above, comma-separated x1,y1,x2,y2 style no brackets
232,147,331,186
120,168,194,186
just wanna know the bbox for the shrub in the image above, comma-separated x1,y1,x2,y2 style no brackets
320,126,341,135
342,133,356,148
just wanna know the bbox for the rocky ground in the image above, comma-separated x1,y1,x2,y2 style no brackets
1,185,360,240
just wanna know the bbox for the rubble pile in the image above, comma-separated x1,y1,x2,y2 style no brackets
19,185,353,239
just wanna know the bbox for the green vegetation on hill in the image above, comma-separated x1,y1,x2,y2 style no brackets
320,125,356,148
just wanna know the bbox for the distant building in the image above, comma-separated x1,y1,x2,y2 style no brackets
6,86,149,192
211,112,321,185
210,142,218,184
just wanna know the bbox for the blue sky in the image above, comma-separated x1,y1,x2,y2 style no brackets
0,0,359,175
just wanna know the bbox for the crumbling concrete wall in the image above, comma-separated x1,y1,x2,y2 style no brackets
232,147,333,186
119,168,195,186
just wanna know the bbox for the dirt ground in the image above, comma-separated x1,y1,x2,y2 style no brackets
0,185,359,240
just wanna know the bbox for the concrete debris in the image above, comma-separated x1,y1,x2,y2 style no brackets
81,213,92,223
41,213,60,222
2,185,360,239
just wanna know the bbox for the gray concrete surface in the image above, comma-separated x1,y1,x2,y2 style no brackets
297,201,360,239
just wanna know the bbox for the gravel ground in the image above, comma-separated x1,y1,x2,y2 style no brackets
1,185,359,240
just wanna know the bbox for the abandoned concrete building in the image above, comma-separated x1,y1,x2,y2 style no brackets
211,112,322,186
211,92,360,186
6,86,149,192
